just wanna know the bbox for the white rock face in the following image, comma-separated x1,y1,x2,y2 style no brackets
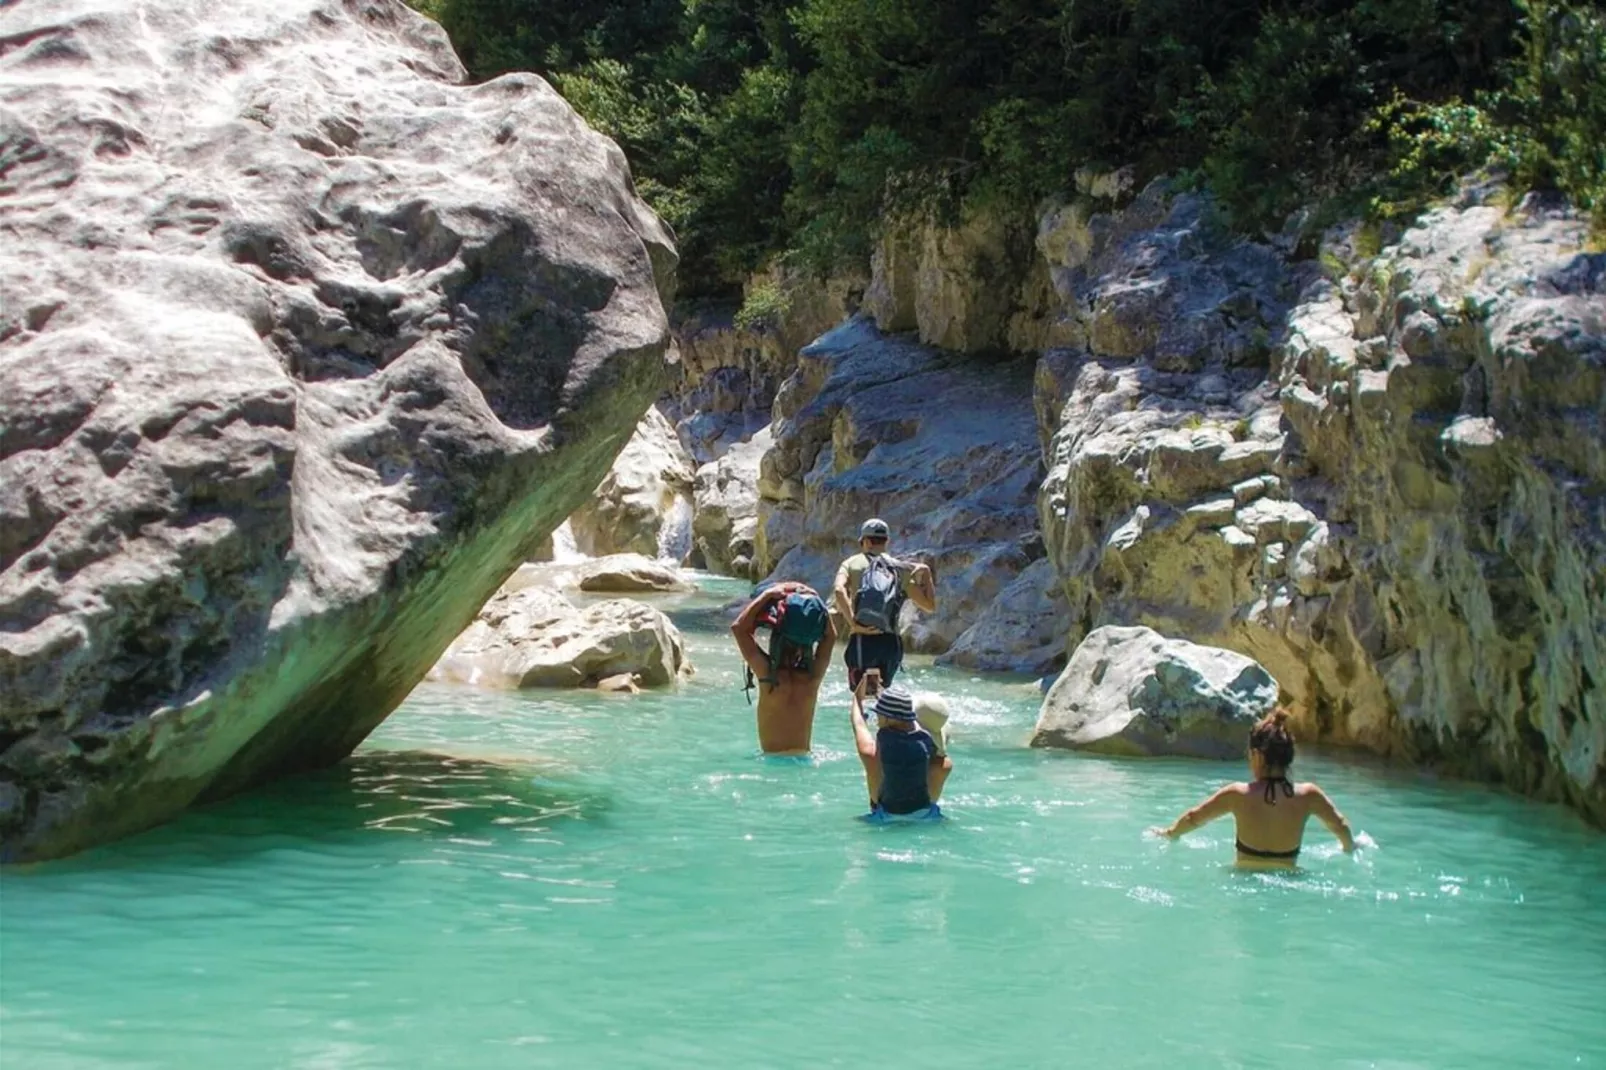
430,587,689,688
0,0,674,860
692,428,768,578
1031,626,1278,757
755,318,1043,652
1035,185,1605,821
568,405,696,562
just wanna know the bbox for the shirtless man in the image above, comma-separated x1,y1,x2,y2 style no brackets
731,582,837,754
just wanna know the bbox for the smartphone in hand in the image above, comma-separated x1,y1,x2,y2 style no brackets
863,669,882,698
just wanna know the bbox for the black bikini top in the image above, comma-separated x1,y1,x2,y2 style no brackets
1258,776,1294,804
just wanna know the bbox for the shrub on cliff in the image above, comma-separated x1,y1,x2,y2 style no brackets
410,0,1604,293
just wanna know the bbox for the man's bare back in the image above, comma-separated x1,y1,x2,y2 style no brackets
755,671,826,754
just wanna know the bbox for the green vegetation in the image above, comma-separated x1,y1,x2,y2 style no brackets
410,0,1606,299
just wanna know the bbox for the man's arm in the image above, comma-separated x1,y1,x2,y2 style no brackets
927,754,953,803
849,677,881,807
1150,785,1239,839
1303,784,1356,853
730,587,786,680
834,560,873,635
904,562,937,613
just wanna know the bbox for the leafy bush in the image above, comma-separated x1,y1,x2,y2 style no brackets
408,0,1602,298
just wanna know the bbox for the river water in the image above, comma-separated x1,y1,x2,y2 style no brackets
3,577,1603,1069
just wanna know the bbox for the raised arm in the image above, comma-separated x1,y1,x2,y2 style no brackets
810,610,838,684
832,561,857,630
904,561,937,613
1303,784,1356,853
849,675,882,808
1151,784,1239,839
730,587,787,680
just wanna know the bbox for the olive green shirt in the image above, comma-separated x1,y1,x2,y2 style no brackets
834,552,918,598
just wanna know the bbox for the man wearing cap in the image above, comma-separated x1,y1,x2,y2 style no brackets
832,518,936,689
849,678,952,818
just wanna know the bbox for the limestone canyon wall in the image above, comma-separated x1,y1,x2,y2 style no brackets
0,0,674,859
1034,184,1604,822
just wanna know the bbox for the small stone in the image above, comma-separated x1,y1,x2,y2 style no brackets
1220,525,1256,551
1185,497,1237,528
1232,476,1270,506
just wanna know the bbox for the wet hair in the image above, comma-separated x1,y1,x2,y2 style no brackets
774,638,813,671
1248,709,1296,771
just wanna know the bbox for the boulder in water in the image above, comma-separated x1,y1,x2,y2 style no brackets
431,588,689,688
1031,626,1278,758
0,0,674,860
577,554,691,593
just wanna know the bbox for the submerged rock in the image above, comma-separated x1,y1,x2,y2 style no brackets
0,0,674,860
1031,626,1278,758
430,587,689,688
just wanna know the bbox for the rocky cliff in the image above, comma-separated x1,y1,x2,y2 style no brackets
1035,183,1604,822
0,0,674,860
756,318,1044,653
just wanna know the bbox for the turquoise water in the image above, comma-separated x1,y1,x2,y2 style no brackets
4,577,1605,1069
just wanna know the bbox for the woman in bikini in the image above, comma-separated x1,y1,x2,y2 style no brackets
1150,709,1355,865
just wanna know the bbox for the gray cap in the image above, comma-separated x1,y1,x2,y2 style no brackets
859,517,890,539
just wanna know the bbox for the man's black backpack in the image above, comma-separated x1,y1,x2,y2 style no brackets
743,587,829,703
852,554,905,634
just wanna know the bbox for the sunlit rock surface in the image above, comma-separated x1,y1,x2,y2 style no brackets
429,587,689,689
1032,626,1278,758
0,0,674,859
568,406,696,562
1036,185,1604,821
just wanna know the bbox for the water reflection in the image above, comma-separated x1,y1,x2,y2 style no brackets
6,750,610,878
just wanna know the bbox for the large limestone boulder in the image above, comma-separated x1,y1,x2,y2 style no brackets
0,0,674,860
430,587,689,688
1035,182,1606,822
755,318,1042,652
1031,626,1278,757
568,405,696,562
692,428,768,578
577,553,691,593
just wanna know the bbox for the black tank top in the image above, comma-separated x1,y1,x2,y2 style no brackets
875,726,937,814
